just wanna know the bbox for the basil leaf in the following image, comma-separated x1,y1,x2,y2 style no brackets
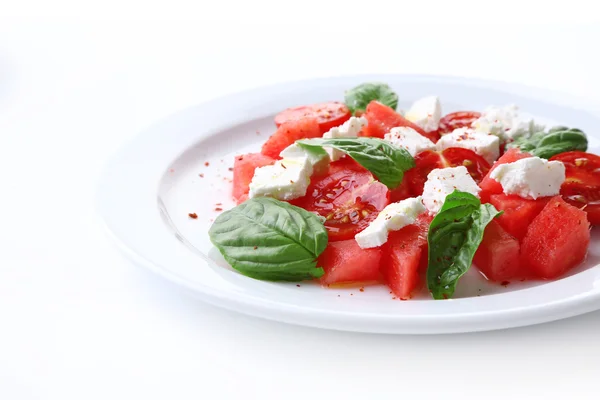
344,82,399,115
427,191,501,300
208,197,328,281
297,137,415,189
508,127,587,159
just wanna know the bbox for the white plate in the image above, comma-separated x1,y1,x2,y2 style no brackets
96,74,600,334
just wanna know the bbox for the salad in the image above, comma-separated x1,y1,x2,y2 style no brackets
208,82,594,300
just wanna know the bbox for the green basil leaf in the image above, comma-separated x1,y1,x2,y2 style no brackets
344,82,399,115
548,125,570,133
297,137,415,189
508,127,587,159
208,197,328,281
427,191,501,300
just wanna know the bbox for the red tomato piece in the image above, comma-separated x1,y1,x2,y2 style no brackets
404,148,491,196
489,194,550,241
473,220,521,282
318,240,382,286
380,213,433,300
550,151,600,225
274,102,351,134
261,117,321,159
361,101,440,143
403,150,444,196
550,151,600,171
479,148,532,203
443,147,491,183
436,111,481,135
521,196,590,279
232,153,275,204
390,179,412,203
291,159,391,241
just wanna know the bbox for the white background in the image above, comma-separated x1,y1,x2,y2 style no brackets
2,4,600,399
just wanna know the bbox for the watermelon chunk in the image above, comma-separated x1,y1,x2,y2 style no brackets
361,101,439,143
318,240,382,286
381,213,433,299
479,148,532,203
489,194,550,241
473,220,521,282
521,196,590,279
232,153,275,203
261,117,321,159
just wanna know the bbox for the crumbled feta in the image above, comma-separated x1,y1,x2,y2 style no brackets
404,96,442,132
323,116,368,161
422,166,481,214
384,127,436,157
248,157,312,201
471,104,544,141
490,157,566,199
436,128,500,164
280,143,330,175
355,197,426,249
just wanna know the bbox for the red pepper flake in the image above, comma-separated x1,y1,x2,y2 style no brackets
169,168,175,173
216,202,222,206
501,281,510,287
350,293,354,296
188,213,198,219
253,246,258,250
256,130,261,135
199,173,204,178
228,167,233,171
392,296,397,300
281,164,287,169
359,287,364,292
337,294,340,297
237,156,244,161
296,284,301,287
215,207,223,212
204,162,210,167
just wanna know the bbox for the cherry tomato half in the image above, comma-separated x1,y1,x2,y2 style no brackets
274,102,351,134
291,158,390,241
404,147,491,196
550,151,600,224
436,111,481,135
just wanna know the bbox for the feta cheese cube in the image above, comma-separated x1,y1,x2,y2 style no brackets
248,157,312,201
436,128,500,164
323,116,368,161
355,197,426,249
471,104,544,141
490,157,566,199
422,166,481,214
404,96,442,132
280,143,330,175
384,127,436,157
